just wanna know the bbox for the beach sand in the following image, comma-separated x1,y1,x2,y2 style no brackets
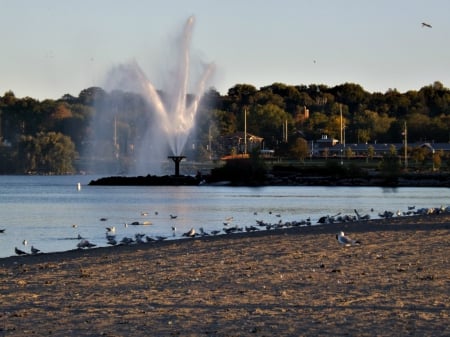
1,214,449,336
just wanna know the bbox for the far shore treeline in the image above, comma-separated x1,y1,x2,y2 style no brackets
1,81,450,174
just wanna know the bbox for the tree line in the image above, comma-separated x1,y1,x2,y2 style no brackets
0,81,449,174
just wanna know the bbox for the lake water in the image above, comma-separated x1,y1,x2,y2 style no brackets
0,175,449,258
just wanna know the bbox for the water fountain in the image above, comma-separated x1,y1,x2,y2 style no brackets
88,16,215,180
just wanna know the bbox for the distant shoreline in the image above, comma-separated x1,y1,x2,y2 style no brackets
87,171,450,187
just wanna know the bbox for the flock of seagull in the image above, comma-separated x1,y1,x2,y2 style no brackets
3,204,449,256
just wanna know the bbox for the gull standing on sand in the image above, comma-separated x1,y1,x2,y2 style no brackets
336,231,361,247
182,228,196,237
15,247,28,255
31,246,41,254
77,239,96,249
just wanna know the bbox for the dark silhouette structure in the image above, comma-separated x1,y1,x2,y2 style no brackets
168,156,186,177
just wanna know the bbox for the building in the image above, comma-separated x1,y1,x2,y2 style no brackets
311,135,450,158
218,132,264,157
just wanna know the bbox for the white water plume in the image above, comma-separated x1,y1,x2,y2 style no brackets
96,16,215,174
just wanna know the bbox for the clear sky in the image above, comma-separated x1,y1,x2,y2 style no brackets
1,0,449,100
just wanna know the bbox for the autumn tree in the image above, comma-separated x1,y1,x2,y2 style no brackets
290,137,309,162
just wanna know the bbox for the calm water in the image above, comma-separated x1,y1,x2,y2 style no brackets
0,175,449,258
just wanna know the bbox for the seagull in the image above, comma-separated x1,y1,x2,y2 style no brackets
199,227,209,236
422,22,432,28
106,237,117,245
0,229,5,233
15,247,28,255
182,228,196,237
336,231,361,247
135,233,146,244
170,214,178,219
22,240,28,246
77,239,96,249
120,237,134,245
31,246,41,254
106,226,116,234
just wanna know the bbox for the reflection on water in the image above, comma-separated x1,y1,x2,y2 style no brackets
0,175,449,258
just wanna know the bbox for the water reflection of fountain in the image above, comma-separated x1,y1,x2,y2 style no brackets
93,16,215,175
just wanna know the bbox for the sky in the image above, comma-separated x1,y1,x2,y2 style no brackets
0,0,449,100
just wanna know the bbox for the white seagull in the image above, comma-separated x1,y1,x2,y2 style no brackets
336,231,361,246
106,226,116,234
182,228,196,237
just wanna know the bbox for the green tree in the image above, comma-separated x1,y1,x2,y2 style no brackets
247,103,292,148
18,132,77,174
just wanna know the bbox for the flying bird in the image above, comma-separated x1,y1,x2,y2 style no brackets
336,231,361,247
421,22,432,28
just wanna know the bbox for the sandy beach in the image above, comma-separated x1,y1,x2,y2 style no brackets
1,214,449,336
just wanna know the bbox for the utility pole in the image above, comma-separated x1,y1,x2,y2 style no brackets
244,108,247,155
340,104,343,165
114,115,119,160
285,119,288,143
404,121,408,170
208,123,212,160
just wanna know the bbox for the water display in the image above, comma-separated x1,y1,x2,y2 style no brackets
89,16,215,174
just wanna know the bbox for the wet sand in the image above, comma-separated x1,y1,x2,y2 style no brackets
1,214,449,336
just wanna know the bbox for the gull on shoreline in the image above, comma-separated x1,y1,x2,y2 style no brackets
31,246,41,254
182,228,196,237
77,239,96,249
336,231,361,247
15,247,28,255
106,226,116,234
